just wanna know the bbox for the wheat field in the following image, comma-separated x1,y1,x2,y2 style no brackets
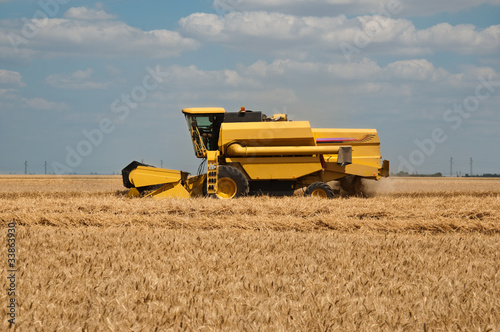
1,176,499,331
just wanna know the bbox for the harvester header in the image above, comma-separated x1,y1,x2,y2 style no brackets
122,107,389,199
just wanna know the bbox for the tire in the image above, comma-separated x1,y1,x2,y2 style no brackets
305,182,334,198
339,175,364,196
216,165,249,199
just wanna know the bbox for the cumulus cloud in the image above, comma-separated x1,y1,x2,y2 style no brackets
21,97,70,111
0,85,70,113
151,60,381,107
160,65,255,89
142,63,300,109
384,59,449,81
179,11,500,59
64,7,118,20
211,0,500,17
152,59,500,116
240,58,453,85
46,69,115,89
415,23,500,54
0,7,200,60
0,69,25,87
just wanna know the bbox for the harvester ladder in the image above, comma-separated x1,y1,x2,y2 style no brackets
206,151,219,195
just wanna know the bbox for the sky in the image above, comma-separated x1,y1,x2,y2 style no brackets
0,0,499,176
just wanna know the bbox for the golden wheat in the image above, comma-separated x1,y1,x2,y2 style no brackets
0,176,499,331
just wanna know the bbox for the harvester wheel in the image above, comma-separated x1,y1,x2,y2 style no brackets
305,182,334,198
216,165,249,199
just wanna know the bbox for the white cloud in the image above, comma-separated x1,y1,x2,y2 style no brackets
211,0,500,17
179,11,500,58
142,63,300,109
240,58,454,87
148,59,454,111
0,7,200,60
327,58,381,80
460,65,499,80
21,97,70,111
415,23,500,54
224,88,298,104
0,69,25,87
152,59,500,119
46,68,114,89
106,65,121,76
64,7,118,21
384,59,449,81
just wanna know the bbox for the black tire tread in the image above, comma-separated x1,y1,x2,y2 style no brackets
217,165,249,198
305,182,334,198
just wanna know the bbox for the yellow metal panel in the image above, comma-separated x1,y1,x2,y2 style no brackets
146,181,190,199
220,121,316,149
323,155,382,169
314,129,382,170
206,150,219,195
126,188,141,198
185,174,206,197
129,166,184,188
327,163,381,179
313,128,380,143
182,107,226,114
227,157,322,180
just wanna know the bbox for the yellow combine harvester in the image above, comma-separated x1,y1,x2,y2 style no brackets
122,107,390,199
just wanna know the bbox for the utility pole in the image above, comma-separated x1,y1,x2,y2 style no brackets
24,161,28,175
450,157,453,177
470,158,473,176
44,161,47,175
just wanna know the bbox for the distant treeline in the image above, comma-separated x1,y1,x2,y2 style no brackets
392,172,443,177
392,172,500,178
465,174,500,178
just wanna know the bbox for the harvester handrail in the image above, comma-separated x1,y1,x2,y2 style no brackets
191,125,207,158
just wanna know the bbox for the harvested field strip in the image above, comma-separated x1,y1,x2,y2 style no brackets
1,193,499,233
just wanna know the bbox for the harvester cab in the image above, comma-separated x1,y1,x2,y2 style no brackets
122,107,390,199
183,107,225,158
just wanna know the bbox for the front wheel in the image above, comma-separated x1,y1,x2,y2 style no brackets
305,182,334,198
216,165,249,199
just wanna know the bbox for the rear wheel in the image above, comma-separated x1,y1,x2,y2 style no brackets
216,165,249,199
305,182,334,198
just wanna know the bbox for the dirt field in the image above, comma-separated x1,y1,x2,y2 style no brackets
1,176,499,330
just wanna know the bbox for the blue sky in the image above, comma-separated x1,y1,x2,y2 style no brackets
0,0,499,175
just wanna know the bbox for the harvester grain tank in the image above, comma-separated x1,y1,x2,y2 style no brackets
122,107,390,198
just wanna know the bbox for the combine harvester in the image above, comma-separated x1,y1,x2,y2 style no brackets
122,107,389,199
